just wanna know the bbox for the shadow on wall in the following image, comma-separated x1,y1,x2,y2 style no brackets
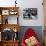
18,26,43,44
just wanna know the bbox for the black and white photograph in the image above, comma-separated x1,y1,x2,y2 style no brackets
23,8,38,20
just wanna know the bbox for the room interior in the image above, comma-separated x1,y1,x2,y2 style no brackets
0,0,46,46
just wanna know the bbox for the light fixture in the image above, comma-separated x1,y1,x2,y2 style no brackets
15,0,17,7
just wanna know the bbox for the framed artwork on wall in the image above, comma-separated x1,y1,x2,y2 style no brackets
2,10,9,15
23,8,38,20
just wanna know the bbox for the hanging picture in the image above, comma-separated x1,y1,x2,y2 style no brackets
23,8,38,20
2,10,9,15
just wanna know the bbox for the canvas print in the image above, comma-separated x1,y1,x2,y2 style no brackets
23,8,38,20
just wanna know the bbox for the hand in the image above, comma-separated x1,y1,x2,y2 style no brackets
25,36,38,46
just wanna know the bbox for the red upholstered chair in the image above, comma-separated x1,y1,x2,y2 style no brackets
21,28,41,46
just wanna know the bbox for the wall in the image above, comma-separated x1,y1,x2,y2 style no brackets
17,0,44,26
0,0,44,26
0,0,15,7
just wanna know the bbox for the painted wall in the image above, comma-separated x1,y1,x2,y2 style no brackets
17,0,44,26
0,0,44,26
0,0,15,7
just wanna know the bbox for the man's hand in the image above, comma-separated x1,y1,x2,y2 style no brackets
25,36,38,46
